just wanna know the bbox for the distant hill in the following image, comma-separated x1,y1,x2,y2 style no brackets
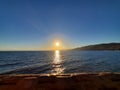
74,43,120,50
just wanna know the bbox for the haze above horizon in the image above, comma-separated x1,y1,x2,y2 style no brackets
0,0,120,50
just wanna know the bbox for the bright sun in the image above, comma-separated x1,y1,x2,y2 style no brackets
55,42,60,47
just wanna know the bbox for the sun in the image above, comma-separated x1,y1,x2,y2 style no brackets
55,42,60,47
53,41,62,50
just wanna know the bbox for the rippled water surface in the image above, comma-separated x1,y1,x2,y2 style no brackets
0,51,120,74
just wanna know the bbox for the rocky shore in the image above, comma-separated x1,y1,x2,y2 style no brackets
0,72,120,90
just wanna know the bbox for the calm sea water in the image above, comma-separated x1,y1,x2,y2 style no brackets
0,51,120,74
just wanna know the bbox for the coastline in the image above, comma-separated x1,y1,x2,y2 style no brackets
0,72,120,90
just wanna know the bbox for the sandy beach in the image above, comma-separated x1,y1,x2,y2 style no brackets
0,72,120,90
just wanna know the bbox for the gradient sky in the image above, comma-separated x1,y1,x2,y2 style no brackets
0,0,120,50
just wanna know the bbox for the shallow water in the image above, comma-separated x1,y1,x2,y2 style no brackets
0,50,120,74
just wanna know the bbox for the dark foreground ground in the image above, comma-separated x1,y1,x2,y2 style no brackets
0,72,120,90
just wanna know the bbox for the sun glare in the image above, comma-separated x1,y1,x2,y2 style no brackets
53,41,62,50
55,42,60,47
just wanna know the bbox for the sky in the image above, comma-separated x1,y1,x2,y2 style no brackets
0,0,120,50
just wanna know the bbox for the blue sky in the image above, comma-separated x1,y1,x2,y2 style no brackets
0,0,120,50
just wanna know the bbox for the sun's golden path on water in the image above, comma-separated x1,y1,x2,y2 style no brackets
52,50,64,75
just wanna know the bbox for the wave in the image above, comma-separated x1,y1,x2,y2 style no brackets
1,63,51,74
0,62,21,67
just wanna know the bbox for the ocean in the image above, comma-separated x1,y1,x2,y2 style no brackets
0,50,120,74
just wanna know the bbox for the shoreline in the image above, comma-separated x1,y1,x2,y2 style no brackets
0,72,120,90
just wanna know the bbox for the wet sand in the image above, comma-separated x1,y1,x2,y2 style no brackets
0,72,120,90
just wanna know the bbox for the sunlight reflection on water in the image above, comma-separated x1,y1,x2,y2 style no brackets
52,50,65,75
